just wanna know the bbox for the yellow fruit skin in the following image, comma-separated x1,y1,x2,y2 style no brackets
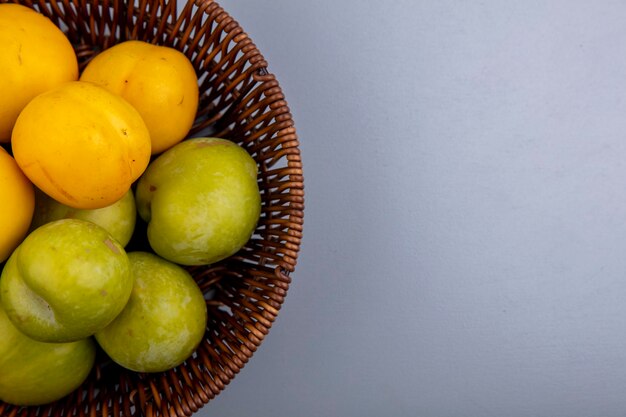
80,40,199,154
11,81,151,210
0,147,35,263
0,4,78,142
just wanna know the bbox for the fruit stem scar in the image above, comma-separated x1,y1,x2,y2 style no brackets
104,238,120,254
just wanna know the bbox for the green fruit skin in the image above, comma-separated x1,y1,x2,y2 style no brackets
0,219,133,343
30,188,136,247
0,300,96,406
135,137,261,266
95,252,207,372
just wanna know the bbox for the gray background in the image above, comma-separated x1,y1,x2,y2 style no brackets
184,0,626,416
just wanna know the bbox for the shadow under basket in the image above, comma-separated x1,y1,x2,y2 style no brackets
0,0,304,416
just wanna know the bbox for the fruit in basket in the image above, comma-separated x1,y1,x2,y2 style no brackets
135,138,261,265
0,147,35,263
0,219,133,343
11,81,151,210
0,300,95,406
95,252,207,372
31,188,137,247
0,3,78,142
80,40,199,154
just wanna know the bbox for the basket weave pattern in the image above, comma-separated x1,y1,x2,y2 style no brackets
0,1,303,416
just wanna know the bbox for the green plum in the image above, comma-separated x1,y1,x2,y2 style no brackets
135,137,261,265
0,300,96,406
95,252,207,372
0,219,133,343
30,188,136,247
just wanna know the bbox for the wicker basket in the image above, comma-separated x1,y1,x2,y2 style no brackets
0,0,303,416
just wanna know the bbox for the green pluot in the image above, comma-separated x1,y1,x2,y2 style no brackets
0,219,133,343
0,300,96,406
135,137,261,266
95,252,207,372
30,188,136,247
